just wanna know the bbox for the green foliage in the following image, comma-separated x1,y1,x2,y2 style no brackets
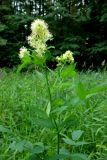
1,69,107,159
0,125,10,133
1,12,107,159
0,37,7,46
0,24,7,46
0,1,34,67
0,0,107,69
63,130,88,147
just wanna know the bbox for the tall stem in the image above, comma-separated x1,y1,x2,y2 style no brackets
45,68,60,158
53,119,60,155
45,68,52,105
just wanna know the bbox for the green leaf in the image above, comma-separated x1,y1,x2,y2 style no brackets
52,98,64,107
75,141,88,146
16,62,28,74
32,142,45,154
61,117,78,128
16,55,31,74
76,82,87,100
9,140,33,152
61,64,77,78
30,143,49,159
47,46,55,50
34,108,48,118
32,53,46,66
71,153,88,160
22,55,31,63
72,130,84,141
0,125,10,133
52,106,68,114
86,82,107,99
63,137,76,145
46,154,69,160
59,147,70,156
46,152,89,160
33,118,54,128
46,101,51,117
63,136,87,147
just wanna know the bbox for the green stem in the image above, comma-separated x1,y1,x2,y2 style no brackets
57,132,60,155
53,118,60,156
45,68,60,158
45,68,52,105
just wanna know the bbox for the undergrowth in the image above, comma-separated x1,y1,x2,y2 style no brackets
0,69,107,160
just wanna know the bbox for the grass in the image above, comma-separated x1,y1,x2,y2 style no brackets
0,68,107,160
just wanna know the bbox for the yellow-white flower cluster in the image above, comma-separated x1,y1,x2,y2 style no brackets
19,46,30,59
56,50,74,64
28,19,52,56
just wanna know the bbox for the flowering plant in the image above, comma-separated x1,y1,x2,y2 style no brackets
56,50,74,65
18,19,74,71
28,19,52,56
19,46,30,59
17,19,89,160
15,19,107,160
19,19,52,60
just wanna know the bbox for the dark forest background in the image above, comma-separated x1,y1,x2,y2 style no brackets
0,0,107,70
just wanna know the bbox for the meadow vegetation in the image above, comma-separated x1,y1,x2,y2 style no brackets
0,68,107,160
0,18,107,160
